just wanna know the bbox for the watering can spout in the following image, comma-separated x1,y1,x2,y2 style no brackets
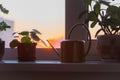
47,40,60,57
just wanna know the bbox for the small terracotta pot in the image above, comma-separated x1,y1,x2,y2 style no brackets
17,43,37,61
97,35,120,61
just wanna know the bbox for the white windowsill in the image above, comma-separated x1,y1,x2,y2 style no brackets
0,60,120,72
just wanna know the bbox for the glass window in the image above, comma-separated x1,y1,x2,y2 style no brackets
1,0,100,60
0,0,65,48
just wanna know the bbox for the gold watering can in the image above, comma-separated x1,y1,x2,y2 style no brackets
47,23,91,63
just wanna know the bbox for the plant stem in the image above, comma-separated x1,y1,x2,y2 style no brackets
106,26,112,34
113,26,120,35
100,25,107,35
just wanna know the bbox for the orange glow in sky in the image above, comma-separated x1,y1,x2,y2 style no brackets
47,35,64,48
37,34,64,48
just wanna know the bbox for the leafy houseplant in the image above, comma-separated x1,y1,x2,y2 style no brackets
0,4,11,60
10,29,46,61
80,0,120,61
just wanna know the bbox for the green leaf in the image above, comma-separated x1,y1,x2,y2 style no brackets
30,32,40,41
0,4,9,14
12,32,17,35
100,0,110,6
21,37,31,43
0,21,11,31
9,39,19,48
118,7,120,18
90,21,97,28
6,26,11,28
107,6,118,15
1,8,9,14
94,3,100,14
32,29,41,34
83,0,92,5
88,11,97,21
106,18,120,27
19,31,29,36
40,39,48,47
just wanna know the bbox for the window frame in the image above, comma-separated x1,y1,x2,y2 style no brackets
65,0,88,40
3,0,99,61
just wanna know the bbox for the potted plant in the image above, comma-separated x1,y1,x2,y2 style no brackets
79,0,120,61
9,29,46,61
0,4,11,60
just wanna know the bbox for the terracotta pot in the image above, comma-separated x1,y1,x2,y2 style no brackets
0,41,5,60
97,35,120,61
17,43,37,61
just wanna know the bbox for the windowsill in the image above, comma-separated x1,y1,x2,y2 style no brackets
1,60,120,72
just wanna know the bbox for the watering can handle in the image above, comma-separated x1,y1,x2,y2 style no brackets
67,23,91,56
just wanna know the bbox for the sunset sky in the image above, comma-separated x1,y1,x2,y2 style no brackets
0,0,120,47
0,0,65,48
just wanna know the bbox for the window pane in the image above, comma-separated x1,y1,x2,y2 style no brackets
0,0,65,48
